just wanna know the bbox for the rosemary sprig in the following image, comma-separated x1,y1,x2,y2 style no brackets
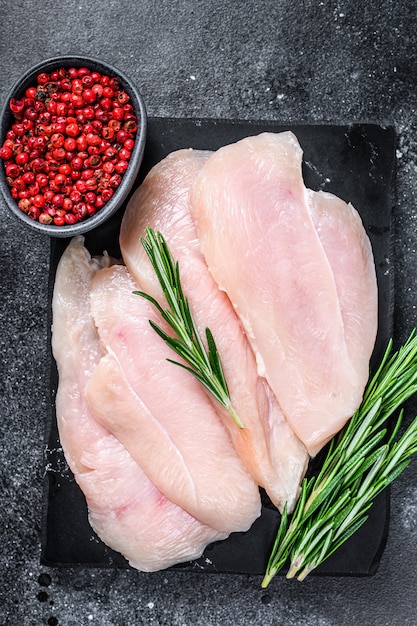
133,227,243,428
262,330,417,586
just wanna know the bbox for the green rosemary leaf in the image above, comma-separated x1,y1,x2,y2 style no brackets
265,504,291,573
148,319,173,343
342,399,383,459
148,321,202,373
386,410,405,447
313,448,344,490
382,459,411,487
287,520,334,579
318,514,369,565
315,488,353,528
133,290,166,317
134,228,243,429
331,496,361,531
165,358,229,404
342,443,388,487
286,478,311,534
275,502,290,545
206,327,228,389
301,475,343,520
205,330,221,378
296,529,335,581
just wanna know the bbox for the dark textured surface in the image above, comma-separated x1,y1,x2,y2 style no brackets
1,1,417,625
42,120,395,579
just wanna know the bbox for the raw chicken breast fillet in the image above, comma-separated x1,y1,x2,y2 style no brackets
51,236,230,572
120,148,309,512
189,132,378,457
87,262,261,533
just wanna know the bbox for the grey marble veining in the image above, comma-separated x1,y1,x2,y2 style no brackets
1,1,417,624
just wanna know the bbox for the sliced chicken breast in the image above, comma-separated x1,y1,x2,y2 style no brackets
51,236,229,571
189,132,378,456
88,263,261,533
120,149,309,511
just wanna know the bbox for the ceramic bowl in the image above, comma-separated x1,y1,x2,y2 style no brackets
0,55,147,237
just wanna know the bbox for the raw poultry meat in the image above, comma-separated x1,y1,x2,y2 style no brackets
51,128,378,572
120,149,309,512
86,262,261,533
51,236,235,572
189,131,378,457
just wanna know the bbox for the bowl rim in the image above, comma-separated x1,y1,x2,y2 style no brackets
0,55,147,237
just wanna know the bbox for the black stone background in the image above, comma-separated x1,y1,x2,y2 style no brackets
1,1,417,625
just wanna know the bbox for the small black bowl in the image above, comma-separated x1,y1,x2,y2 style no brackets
0,55,147,237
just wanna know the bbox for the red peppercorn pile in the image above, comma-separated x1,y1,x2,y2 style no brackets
0,66,138,226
